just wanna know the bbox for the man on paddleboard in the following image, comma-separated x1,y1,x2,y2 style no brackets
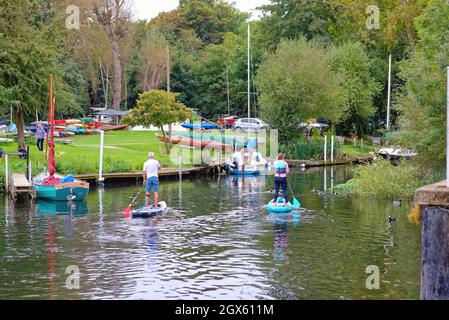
143,152,161,208
273,153,290,206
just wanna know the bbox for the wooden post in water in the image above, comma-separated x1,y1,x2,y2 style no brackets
415,181,449,299
178,151,182,180
446,66,449,187
98,130,105,183
5,154,9,193
323,136,327,164
331,135,334,163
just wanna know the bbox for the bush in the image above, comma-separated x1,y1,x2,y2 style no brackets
335,160,435,200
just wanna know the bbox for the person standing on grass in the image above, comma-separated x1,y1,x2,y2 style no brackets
143,152,161,208
36,123,46,152
273,153,290,205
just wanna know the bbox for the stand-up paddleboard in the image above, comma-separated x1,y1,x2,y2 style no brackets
132,201,167,218
267,197,300,213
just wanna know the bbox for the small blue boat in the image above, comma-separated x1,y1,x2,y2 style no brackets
232,168,260,175
267,197,300,213
35,183,90,201
182,123,219,130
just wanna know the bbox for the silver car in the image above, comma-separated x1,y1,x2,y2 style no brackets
233,118,269,133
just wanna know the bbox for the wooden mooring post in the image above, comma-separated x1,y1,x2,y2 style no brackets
415,180,449,300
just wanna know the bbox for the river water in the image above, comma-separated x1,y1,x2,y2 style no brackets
0,166,420,300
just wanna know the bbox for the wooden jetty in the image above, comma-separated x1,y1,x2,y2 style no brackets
286,154,377,168
3,149,36,200
75,165,223,184
6,173,36,200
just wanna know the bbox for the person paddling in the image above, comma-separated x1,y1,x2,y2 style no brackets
273,153,290,206
143,152,161,208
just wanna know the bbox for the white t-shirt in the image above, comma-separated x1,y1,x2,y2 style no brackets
143,159,160,178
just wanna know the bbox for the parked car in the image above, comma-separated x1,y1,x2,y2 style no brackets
233,118,269,133
218,115,239,129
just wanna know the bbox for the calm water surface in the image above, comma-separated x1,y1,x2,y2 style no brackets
0,166,420,299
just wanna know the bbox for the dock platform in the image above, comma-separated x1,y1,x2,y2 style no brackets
7,173,36,200
75,165,223,184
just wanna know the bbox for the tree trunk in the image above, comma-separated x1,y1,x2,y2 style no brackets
168,124,173,151
400,0,416,51
160,126,170,154
112,38,122,110
13,107,26,151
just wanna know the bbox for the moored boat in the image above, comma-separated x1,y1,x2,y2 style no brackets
182,123,219,130
226,148,268,175
33,75,89,202
156,134,232,152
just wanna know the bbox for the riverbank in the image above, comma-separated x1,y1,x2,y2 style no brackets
1,130,379,190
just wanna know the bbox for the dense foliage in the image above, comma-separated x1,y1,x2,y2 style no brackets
122,90,191,152
1,0,447,182
335,160,430,200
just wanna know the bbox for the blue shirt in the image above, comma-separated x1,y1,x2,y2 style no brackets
273,160,289,177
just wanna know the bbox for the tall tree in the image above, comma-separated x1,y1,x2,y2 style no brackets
258,0,339,50
0,0,80,150
333,41,381,135
93,0,131,110
179,0,246,45
139,28,170,92
256,38,346,143
396,0,449,172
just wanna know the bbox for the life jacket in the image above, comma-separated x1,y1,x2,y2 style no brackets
274,160,287,174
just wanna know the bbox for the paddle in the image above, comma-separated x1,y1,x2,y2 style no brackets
287,179,301,208
123,188,144,217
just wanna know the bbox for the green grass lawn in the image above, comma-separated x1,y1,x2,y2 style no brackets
339,143,378,157
0,131,207,177
0,130,377,179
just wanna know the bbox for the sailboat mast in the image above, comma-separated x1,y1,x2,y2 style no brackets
387,54,392,131
47,75,55,176
247,22,251,122
227,68,230,115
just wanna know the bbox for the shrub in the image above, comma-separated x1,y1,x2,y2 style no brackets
280,137,341,160
335,160,436,200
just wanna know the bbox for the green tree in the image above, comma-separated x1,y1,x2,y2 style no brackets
256,38,346,143
192,32,251,119
258,0,339,50
179,0,246,45
122,90,191,153
0,0,81,150
396,0,449,173
333,41,381,135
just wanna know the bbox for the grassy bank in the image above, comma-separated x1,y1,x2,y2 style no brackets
339,144,377,157
0,131,185,177
0,130,379,184
334,160,440,200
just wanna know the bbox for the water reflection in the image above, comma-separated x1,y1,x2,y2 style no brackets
36,200,89,216
268,210,302,262
0,167,421,300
